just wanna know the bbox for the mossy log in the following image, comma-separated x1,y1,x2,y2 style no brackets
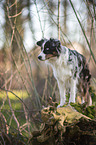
31,105,96,145
41,105,90,124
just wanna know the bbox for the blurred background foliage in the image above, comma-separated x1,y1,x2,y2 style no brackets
0,0,96,140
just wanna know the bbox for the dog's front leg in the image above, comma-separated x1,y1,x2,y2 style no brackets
69,79,77,103
57,81,66,108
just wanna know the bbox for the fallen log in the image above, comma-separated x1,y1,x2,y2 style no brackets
31,105,96,145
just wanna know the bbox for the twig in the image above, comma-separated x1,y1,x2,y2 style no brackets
58,0,61,40
22,104,31,136
42,0,74,47
0,87,37,123
1,132,12,144
0,88,29,111
8,10,22,18
1,63,24,88
0,133,6,145
34,0,44,38
9,0,16,8
0,112,9,134
6,2,37,105
69,0,96,64
6,90,20,132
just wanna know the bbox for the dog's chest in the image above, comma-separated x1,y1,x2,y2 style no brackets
46,52,73,82
52,62,72,81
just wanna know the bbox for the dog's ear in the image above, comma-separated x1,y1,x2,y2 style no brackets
55,39,61,48
37,39,44,46
37,39,47,46
50,38,61,48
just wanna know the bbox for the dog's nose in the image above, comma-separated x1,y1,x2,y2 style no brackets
38,55,42,60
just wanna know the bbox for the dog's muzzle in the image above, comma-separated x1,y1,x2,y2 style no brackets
38,55,42,60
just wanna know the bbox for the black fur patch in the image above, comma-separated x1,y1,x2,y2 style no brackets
43,38,61,56
68,48,91,96
37,38,47,47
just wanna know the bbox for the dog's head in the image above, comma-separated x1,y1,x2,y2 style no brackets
37,38,61,61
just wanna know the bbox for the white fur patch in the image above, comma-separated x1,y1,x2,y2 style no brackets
38,52,46,61
45,46,78,107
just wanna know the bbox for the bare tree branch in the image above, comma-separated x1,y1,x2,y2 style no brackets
58,0,61,40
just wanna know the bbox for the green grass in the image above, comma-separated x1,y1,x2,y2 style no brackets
0,90,30,135
0,90,29,100
0,90,29,109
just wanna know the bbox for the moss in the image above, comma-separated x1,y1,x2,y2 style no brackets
87,114,94,119
70,103,82,113
70,103,96,119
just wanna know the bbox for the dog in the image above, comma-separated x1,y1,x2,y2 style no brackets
37,38,92,107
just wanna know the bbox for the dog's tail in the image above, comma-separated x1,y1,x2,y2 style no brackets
79,63,92,106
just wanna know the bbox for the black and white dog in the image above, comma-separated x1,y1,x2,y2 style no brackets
37,38,92,107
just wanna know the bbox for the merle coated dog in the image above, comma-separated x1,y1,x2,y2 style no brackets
37,38,91,107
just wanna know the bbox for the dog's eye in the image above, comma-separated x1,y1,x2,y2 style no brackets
43,47,50,54
46,48,49,51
